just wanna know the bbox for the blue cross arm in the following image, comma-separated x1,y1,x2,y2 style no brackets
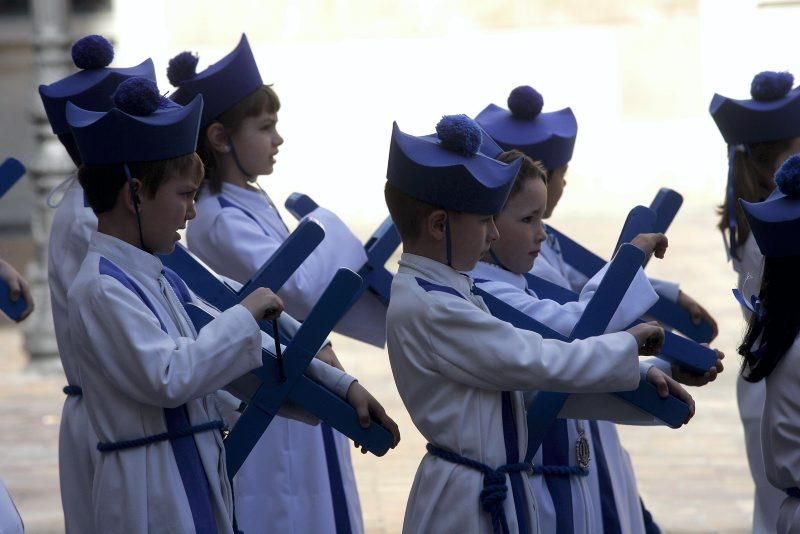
0,278,27,321
649,188,683,235
284,192,319,219
0,158,25,200
613,205,657,255
524,273,717,374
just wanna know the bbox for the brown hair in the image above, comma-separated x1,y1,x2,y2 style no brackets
717,140,793,252
197,85,281,194
496,149,548,198
384,181,438,242
78,153,204,214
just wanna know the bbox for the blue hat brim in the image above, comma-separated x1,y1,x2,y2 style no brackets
66,95,203,165
169,34,263,129
386,122,521,215
39,58,156,136
739,189,800,257
476,103,577,171
710,87,800,145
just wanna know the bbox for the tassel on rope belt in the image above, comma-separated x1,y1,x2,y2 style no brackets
426,443,588,534
97,420,225,452
63,385,82,396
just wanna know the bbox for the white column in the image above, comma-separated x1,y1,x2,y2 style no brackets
24,0,73,361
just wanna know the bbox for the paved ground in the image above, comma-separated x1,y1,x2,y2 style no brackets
0,205,757,533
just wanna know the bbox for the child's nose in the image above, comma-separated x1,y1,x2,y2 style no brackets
186,202,197,221
535,222,547,244
488,218,500,242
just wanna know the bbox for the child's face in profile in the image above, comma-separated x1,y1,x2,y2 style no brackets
544,164,567,219
229,110,284,177
489,178,548,274
139,169,200,254
448,211,499,271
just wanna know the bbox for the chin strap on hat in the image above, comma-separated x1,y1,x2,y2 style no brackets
226,133,256,181
444,214,453,267
124,163,151,254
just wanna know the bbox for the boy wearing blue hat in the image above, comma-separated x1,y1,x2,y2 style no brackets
64,78,377,533
383,114,667,534
169,34,386,533
477,86,717,534
738,154,800,533
37,34,157,534
711,71,800,533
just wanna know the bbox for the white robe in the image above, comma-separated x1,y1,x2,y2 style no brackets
0,479,22,534
68,232,354,533
46,176,98,533
531,238,656,534
761,334,800,533
469,260,659,534
732,232,783,533
187,183,365,533
388,253,643,534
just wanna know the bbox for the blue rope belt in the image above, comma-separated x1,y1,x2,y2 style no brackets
786,488,800,499
426,443,587,534
63,385,82,396
98,420,225,453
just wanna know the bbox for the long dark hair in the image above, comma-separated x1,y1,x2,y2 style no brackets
718,140,793,249
739,255,800,382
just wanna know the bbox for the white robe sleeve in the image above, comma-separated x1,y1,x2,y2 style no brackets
425,295,642,393
75,277,263,408
650,278,680,303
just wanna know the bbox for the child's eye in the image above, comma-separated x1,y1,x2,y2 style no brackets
522,216,533,223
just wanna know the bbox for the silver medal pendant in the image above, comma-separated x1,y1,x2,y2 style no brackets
576,435,590,469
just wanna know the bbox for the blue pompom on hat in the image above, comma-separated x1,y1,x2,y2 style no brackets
775,153,800,197
167,51,199,87
39,34,155,136
112,77,169,116
386,116,522,215
169,34,263,129
740,153,800,257
66,77,203,166
507,86,544,120
476,86,577,172
71,35,114,70
751,71,794,102
435,114,483,156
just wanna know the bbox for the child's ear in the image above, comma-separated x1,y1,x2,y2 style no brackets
426,210,448,242
121,178,143,215
206,122,230,155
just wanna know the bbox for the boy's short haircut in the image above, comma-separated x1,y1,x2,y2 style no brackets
384,181,438,242
198,84,281,194
496,149,548,197
78,152,204,214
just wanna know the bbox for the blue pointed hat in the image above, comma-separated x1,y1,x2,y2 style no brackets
475,86,577,172
710,71,800,259
66,77,203,165
740,153,800,257
168,34,263,129
39,35,156,136
386,114,522,215
710,71,800,145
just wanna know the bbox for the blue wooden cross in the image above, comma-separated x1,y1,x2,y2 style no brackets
285,193,399,306
185,268,394,478
158,224,394,476
0,157,28,320
649,188,683,235
0,158,25,200
524,273,717,374
475,244,690,463
547,202,714,343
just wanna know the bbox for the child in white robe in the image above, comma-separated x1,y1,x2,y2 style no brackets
738,154,800,533
710,70,800,533
0,258,31,534
65,77,396,533
38,34,157,533
383,114,689,533
477,86,718,533
169,35,383,533
470,150,722,533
